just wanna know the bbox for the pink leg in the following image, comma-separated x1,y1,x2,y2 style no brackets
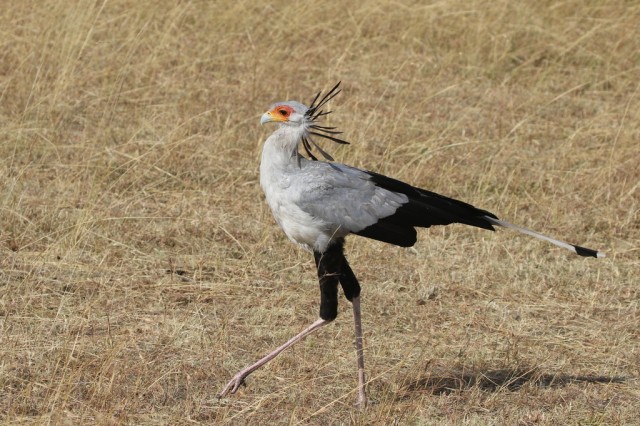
219,318,329,398
352,296,367,408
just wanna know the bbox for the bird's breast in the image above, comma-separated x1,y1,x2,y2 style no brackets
260,163,342,252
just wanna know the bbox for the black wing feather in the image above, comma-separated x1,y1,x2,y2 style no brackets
354,171,498,247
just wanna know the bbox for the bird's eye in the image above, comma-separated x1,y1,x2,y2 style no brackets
278,109,289,116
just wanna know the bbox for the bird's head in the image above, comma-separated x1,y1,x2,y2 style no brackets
260,82,349,161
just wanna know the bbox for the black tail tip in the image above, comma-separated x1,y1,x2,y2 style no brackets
573,245,604,258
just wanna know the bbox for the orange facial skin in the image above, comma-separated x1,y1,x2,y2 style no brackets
266,105,293,122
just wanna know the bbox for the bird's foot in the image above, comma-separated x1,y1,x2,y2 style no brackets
218,372,248,399
355,396,378,410
355,389,370,410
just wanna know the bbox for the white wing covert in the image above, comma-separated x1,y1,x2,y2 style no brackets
292,161,408,233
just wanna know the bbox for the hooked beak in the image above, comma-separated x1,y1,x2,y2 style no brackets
260,111,273,125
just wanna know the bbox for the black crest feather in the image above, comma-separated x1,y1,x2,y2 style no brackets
302,82,349,161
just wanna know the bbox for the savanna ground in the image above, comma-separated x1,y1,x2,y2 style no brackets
0,1,638,424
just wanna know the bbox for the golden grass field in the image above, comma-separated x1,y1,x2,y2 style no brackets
1,0,638,424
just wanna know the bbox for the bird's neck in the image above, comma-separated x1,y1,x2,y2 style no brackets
260,125,305,169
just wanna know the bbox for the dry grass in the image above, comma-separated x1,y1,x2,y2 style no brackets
0,0,638,424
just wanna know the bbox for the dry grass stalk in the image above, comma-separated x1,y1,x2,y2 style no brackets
0,1,638,424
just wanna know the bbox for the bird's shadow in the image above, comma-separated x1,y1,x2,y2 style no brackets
399,366,626,397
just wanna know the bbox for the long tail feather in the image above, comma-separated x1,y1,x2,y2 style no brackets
483,216,605,258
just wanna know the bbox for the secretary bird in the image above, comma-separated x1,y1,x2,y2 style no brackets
218,82,603,407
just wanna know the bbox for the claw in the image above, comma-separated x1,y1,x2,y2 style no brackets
218,374,247,398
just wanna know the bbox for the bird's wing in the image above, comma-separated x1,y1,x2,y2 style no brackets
292,160,499,247
292,161,409,234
